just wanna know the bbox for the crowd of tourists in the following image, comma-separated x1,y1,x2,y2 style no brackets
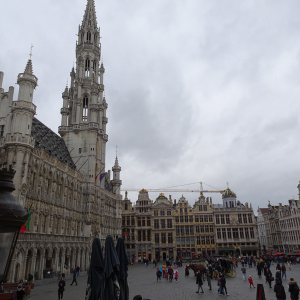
149,254,300,299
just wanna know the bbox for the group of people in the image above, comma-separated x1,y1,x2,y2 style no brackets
240,256,300,300
155,265,178,282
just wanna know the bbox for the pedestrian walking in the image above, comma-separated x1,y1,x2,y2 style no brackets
168,267,173,282
217,274,223,294
58,277,65,300
248,275,255,288
174,269,179,281
220,273,229,296
281,263,287,280
288,278,299,300
207,272,212,290
241,266,247,281
184,265,189,277
257,264,262,279
274,278,286,300
196,270,204,293
75,266,80,277
70,269,78,286
266,268,273,288
156,267,162,281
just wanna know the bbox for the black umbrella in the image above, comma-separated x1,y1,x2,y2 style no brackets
116,237,129,300
103,235,120,300
85,238,104,300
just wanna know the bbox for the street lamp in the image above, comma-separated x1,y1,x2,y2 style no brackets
0,167,28,283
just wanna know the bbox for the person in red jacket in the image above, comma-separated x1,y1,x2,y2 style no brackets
248,275,255,288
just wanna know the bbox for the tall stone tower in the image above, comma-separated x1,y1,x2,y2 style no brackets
0,58,37,203
58,0,107,185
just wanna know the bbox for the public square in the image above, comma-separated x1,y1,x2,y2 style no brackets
30,262,299,300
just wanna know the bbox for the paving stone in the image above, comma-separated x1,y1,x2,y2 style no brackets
29,262,299,300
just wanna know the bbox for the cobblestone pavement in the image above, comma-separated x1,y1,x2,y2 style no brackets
29,262,300,300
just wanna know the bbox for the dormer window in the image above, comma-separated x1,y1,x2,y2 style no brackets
83,96,88,121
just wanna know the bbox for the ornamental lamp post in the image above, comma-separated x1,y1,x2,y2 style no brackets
0,167,28,283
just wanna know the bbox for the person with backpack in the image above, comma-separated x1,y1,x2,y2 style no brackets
156,267,162,281
288,278,299,300
274,278,286,300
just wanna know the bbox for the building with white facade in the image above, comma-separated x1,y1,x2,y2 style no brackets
0,0,122,282
257,207,269,252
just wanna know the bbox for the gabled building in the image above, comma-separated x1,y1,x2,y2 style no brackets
214,187,259,256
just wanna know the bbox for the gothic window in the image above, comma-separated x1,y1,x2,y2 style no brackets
83,96,88,121
0,125,4,137
87,31,91,42
85,59,90,77
93,60,97,77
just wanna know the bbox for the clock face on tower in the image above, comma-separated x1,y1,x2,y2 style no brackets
21,183,27,195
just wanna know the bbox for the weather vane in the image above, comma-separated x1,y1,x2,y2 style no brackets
29,44,34,59
116,145,118,157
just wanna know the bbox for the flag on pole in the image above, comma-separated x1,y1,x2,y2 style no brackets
99,172,107,181
20,209,31,233
95,172,107,184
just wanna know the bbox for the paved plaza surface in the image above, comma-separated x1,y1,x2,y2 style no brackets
30,262,300,300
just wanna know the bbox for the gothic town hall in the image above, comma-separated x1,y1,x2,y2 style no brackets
0,0,122,282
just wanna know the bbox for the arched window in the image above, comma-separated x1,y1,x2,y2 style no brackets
85,59,90,77
93,60,97,78
87,32,91,42
83,96,88,121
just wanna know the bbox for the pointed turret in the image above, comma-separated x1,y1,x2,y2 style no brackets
24,59,33,75
17,59,38,102
82,0,98,29
112,154,121,195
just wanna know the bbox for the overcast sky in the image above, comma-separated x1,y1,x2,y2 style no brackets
1,0,300,211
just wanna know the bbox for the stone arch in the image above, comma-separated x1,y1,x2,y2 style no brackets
34,248,43,280
25,248,34,278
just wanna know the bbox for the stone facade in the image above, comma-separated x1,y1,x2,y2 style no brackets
267,199,300,252
214,188,259,256
257,207,269,252
0,0,122,282
121,187,259,262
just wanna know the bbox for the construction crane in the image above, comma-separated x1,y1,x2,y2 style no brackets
121,182,225,195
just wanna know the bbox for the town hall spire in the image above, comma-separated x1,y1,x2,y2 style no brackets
82,0,98,29
58,0,108,184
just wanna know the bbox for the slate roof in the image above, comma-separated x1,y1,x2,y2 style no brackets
260,208,269,214
31,117,76,169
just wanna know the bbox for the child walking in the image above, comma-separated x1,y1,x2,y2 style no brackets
248,275,255,288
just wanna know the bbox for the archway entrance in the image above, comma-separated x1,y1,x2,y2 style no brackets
35,250,41,280
25,250,33,278
14,263,20,283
